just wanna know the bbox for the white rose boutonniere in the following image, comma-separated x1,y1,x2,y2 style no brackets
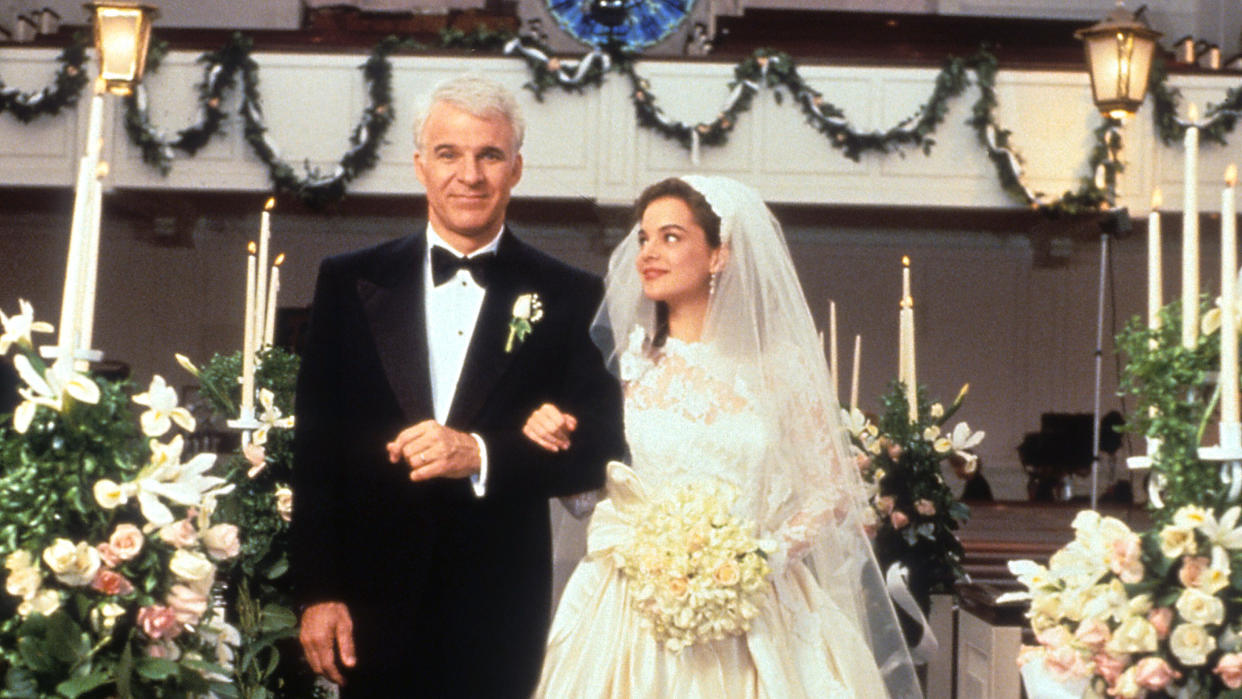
506,292,543,353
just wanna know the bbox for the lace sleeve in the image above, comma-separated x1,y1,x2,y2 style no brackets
761,343,865,570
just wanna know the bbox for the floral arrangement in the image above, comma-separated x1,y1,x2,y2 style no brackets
616,480,773,652
843,381,980,612
1001,505,1242,698
0,300,306,697
0,300,241,697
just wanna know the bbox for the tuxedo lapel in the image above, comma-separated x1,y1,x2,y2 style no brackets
358,233,433,424
448,232,529,428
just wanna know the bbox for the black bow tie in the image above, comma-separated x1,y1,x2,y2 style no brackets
430,246,496,287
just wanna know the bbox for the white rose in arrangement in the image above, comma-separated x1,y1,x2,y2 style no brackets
1160,524,1198,559
169,549,216,592
5,565,41,600
1106,615,1158,654
41,538,101,587
91,601,127,633
1110,667,1142,699
201,524,241,561
275,485,293,522
1170,622,1217,666
1176,588,1225,627
17,588,60,618
5,550,33,572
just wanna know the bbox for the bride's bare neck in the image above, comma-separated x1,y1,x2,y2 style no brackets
667,298,708,342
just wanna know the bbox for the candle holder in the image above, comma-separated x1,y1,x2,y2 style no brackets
36,345,104,363
226,406,262,431
1198,422,1242,502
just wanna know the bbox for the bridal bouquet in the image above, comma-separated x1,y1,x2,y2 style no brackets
1000,506,1242,698
617,481,773,652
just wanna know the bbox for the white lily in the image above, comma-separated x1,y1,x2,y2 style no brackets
841,407,870,437
0,299,53,355
130,435,233,527
12,356,100,433
1197,506,1242,550
934,421,985,454
252,388,295,446
132,374,196,437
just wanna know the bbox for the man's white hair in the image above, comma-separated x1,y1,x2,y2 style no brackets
413,74,525,153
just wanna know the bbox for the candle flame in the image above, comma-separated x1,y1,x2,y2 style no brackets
264,197,276,212
274,253,286,266
1151,189,1162,209
902,255,910,267
1228,164,1238,187
248,241,257,254
1188,102,1199,121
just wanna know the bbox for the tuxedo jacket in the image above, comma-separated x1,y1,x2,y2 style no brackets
290,229,625,698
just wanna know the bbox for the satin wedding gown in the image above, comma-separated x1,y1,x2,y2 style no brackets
535,333,890,698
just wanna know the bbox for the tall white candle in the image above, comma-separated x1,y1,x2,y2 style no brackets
255,198,274,352
829,300,839,401
1222,165,1239,425
1183,102,1200,348
901,256,917,421
78,159,105,368
849,334,861,409
263,253,284,348
242,242,257,416
1148,189,1163,331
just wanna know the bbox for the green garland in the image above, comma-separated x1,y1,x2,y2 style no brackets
0,34,89,123
1149,57,1242,146
6,31,1238,213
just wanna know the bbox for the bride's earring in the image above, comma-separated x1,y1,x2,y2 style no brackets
709,272,718,296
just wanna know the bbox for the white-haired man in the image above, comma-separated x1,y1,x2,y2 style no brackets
292,74,624,697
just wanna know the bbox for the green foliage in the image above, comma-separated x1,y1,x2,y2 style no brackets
1116,297,1229,522
185,346,310,698
847,381,974,612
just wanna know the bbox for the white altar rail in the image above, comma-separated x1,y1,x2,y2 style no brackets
1,47,1239,211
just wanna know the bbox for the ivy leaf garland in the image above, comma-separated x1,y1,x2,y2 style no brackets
7,30,1240,214
0,33,90,123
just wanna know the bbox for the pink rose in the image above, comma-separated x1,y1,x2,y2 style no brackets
90,569,134,596
875,496,895,515
166,584,208,626
1093,652,1129,685
890,511,910,529
887,443,903,460
1179,555,1210,589
159,520,198,549
855,452,872,471
1134,656,1179,691
108,524,144,561
201,524,241,561
137,605,182,641
1044,645,1090,681
1147,607,1174,640
1215,652,1242,689
96,543,121,568
1074,618,1112,650
1109,534,1144,583
915,499,936,516
243,442,267,478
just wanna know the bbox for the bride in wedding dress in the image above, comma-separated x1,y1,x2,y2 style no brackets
524,175,920,698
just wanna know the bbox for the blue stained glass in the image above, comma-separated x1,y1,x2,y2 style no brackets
548,0,693,53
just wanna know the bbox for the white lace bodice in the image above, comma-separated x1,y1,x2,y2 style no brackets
620,332,800,538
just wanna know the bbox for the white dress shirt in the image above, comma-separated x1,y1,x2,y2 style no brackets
423,223,501,497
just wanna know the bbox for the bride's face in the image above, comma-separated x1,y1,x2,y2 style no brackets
635,196,724,307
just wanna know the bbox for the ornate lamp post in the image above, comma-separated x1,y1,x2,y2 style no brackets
90,1,158,95
48,2,157,366
1075,1,1161,119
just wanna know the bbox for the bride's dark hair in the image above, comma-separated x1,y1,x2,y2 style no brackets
632,178,723,347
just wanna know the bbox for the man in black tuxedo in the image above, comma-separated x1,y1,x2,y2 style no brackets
291,74,625,698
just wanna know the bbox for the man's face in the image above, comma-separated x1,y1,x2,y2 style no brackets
414,101,523,254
